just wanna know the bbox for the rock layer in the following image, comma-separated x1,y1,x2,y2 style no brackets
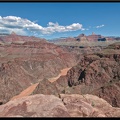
0,94,120,117
0,34,80,104
57,42,120,107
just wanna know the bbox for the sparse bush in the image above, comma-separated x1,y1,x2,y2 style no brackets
91,101,95,107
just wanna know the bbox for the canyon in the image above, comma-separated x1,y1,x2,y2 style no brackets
0,33,120,117
0,33,81,104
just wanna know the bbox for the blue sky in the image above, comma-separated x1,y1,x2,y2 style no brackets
0,2,120,39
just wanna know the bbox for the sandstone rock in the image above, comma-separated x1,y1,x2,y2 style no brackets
60,94,120,117
0,94,70,117
0,94,119,117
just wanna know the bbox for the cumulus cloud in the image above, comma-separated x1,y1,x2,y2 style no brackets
96,24,105,28
0,16,85,36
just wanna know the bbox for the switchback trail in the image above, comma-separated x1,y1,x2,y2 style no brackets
11,67,71,100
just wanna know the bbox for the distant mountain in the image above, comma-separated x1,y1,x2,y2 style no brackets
0,32,46,44
48,33,120,43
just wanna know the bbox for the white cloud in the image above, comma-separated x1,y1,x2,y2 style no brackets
96,24,105,28
0,16,85,36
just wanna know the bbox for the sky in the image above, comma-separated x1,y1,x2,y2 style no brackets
0,2,120,39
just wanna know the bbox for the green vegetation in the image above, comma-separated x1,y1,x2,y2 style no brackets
91,101,95,107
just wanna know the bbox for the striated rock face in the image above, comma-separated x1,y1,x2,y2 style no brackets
67,53,120,107
67,54,120,86
44,42,120,107
50,33,120,43
0,94,120,117
0,34,46,43
86,34,103,41
0,35,81,104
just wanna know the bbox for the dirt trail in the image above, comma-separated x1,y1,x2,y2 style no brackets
11,67,71,100
11,83,39,100
49,67,71,83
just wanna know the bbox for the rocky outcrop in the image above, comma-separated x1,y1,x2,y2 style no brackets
45,42,120,107
0,94,70,117
32,78,59,97
32,68,72,98
66,53,120,107
61,94,120,117
0,94,120,117
67,53,120,84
